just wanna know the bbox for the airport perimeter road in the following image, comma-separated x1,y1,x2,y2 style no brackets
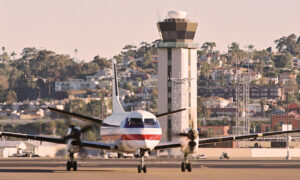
1,158,300,180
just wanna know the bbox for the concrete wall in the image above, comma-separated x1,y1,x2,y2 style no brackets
251,148,300,157
196,148,300,158
36,145,66,157
197,148,251,157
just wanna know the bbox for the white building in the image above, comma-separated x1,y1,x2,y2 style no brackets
247,103,269,116
143,75,158,88
203,96,232,108
55,68,113,91
157,11,198,142
293,57,300,69
266,76,279,84
0,141,27,157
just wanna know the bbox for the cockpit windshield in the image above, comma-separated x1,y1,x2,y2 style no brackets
123,117,160,128
128,118,143,127
144,118,157,126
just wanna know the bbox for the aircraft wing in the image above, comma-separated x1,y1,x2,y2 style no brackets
154,142,181,150
0,132,65,144
153,129,300,150
198,129,300,146
1,132,115,150
80,140,114,150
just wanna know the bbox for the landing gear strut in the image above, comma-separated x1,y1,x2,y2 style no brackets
137,150,147,173
181,154,192,172
66,153,77,171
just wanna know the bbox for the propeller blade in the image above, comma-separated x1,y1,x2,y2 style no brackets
177,132,188,137
175,129,199,140
48,107,103,125
155,108,186,118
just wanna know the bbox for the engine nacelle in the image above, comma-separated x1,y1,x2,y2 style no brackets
67,139,80,153
180,128,199,155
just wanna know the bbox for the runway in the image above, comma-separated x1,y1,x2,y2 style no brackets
1,158,300,180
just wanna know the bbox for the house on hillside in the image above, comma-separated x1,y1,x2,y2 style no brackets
198,126,230,137
271,111,300,130
279,73,296,85
250,86,283,100
203,96,232,108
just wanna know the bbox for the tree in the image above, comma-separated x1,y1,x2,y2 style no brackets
10,51,17,60
267,47,272,53
0,76,9,90
21,47,37,60
274,34,299,56
45,121,56,135
247,44,254,53
1,48,10,62
86,100,101,117
229,42,240,53
296,73,300,86
74,49,78,62
92,55,109,69
228,42,244,65
258,77,268,86
6,90,17,103
260,98,266,117
273,54,292,68
201,42,216,54
82,130,96,141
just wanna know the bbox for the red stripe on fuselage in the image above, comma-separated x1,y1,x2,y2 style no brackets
121,134,161,141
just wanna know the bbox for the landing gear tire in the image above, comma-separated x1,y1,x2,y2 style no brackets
66,161,71,171
182,154,192,172
186,163,192,172
137,150,147,173
181,162,185,172
73,161,77,171
143,165,147,173
181,162,192,172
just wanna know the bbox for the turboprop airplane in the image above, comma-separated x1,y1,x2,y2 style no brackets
1,59,300,173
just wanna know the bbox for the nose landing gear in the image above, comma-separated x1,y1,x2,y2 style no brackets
137,150,147,173
66,153,77,171
181,154,192,172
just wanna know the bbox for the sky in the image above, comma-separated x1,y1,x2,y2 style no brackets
1,0,300,61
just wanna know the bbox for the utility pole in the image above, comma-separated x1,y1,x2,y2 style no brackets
286,92,291,160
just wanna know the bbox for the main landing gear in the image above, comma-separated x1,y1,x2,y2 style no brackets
181,154,192,172
66,153,77,171
137,150,147,173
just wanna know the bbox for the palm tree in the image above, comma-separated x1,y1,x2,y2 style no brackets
10,51,17,60
229,42,240,66
229,42,240,53
260,98,266,117
247,44,254,52
201,42,216,55
208,42,216,54
74,49,78,62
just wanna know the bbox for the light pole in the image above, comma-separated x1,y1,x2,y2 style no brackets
286,92,291,160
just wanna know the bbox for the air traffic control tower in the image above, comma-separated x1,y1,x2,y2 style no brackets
157,11,198,142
